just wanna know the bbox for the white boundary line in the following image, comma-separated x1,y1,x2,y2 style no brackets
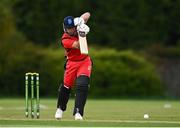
0,127,178,128
86,119,180,124
1,118,180,124
0,126,180,128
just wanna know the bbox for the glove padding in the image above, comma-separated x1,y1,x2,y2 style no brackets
74,17,85,26
77,24,90,35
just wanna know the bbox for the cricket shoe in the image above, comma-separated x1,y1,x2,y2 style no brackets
75,113,83,120
55,108,63,120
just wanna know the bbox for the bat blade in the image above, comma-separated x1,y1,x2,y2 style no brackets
78,31,88,55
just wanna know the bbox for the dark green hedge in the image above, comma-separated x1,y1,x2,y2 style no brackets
89,48,164,98
0,41,64,97
0,42,164,97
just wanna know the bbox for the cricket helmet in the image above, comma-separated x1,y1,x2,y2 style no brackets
63,16,75,29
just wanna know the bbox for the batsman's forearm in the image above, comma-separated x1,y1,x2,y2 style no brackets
80,12,90,23
72,41,80,49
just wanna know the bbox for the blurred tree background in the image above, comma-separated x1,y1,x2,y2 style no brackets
0,0,180,98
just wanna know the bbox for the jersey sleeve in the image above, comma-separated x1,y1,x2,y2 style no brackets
62,38,75,49
61,33,78,49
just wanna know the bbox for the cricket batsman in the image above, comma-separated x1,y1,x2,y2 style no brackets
55,12,92,120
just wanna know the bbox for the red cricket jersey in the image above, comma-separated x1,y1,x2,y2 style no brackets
61,33,92,87
61,33,88,61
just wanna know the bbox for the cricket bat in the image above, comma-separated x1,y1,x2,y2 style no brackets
78,31,88,55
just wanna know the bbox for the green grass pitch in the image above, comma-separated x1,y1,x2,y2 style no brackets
0,98,180,127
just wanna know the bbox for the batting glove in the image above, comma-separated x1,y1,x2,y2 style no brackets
74,17,85,26
77,24,90,35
